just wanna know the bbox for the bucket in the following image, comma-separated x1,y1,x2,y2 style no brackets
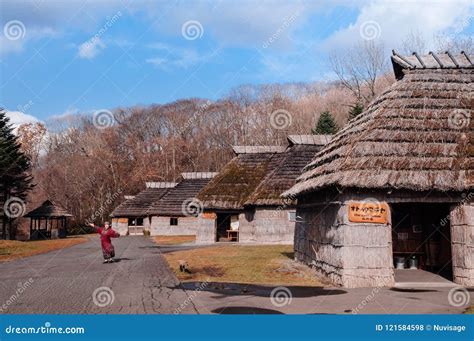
395,257,405,269
408,256,418,269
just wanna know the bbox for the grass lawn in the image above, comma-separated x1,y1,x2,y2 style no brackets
0,236,88,262
154,235,196,245
163,244,323,287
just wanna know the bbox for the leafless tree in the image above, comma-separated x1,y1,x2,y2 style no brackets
330,41,391,104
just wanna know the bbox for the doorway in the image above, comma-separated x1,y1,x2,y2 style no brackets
391,203,453,282
215,213,239,242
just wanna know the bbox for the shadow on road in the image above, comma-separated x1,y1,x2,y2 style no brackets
211,306,284,314
174,282,347,299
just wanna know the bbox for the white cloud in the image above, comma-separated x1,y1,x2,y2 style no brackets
146,43,217,70
78,37,106,59
5,110,40,128
324,0,474,51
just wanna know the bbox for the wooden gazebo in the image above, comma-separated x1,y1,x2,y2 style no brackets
25,200,73,240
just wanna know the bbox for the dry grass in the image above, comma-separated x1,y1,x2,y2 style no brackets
465,306,474,314
0,236,88,262
154,235,196,245
163,244,323,287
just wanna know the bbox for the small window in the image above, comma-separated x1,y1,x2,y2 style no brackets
170,218,178,226
136,218,144,226
288,211,296,222
128,218,135,226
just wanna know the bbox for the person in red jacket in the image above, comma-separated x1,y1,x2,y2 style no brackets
88,222,120,263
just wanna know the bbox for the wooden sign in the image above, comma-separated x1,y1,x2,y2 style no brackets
348,201,389,224
202,212,217,219
117,218,128,223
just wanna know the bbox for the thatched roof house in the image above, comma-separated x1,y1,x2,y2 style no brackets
284,51,473,288
148,172,217,236
196,137,331,244
111,182,176,218
148,173,217,216
197,146,286,210
245,135,332,206
111,182,176,235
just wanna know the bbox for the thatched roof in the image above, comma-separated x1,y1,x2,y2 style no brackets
148,173,217,216
197,147,285,210
284,51,473,198
111,182,176,218
244,136,331,206
25,200,73,218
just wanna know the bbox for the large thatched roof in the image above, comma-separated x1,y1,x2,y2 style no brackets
111,182,177,217
25,200,73,218
148,173,217,216
197,147,286,210
284,51,473,198
244,136,331,206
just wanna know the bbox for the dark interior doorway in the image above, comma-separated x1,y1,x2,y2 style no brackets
215,213,239,242
391,203,452,281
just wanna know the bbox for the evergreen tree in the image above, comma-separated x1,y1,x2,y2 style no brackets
0,109,34,239
312,111,338,135
348,102,364,121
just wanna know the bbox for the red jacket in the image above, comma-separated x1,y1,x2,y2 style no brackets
96,227,120,252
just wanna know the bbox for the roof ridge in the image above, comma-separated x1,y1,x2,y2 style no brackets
287,134,333,145
391,50,474,80
145,182,177,188
232,145,286,154
181,172,218,179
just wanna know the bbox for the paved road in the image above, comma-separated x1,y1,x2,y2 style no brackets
0,237,471,314
0,236,196,314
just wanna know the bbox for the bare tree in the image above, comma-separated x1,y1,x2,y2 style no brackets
400,30,428,54
330,41,390,104
435,35,473,54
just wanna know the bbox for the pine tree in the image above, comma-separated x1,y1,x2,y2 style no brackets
312,111,338,135
0,109,34,239
348,102,364,121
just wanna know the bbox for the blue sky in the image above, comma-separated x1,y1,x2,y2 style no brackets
0,0,472,125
